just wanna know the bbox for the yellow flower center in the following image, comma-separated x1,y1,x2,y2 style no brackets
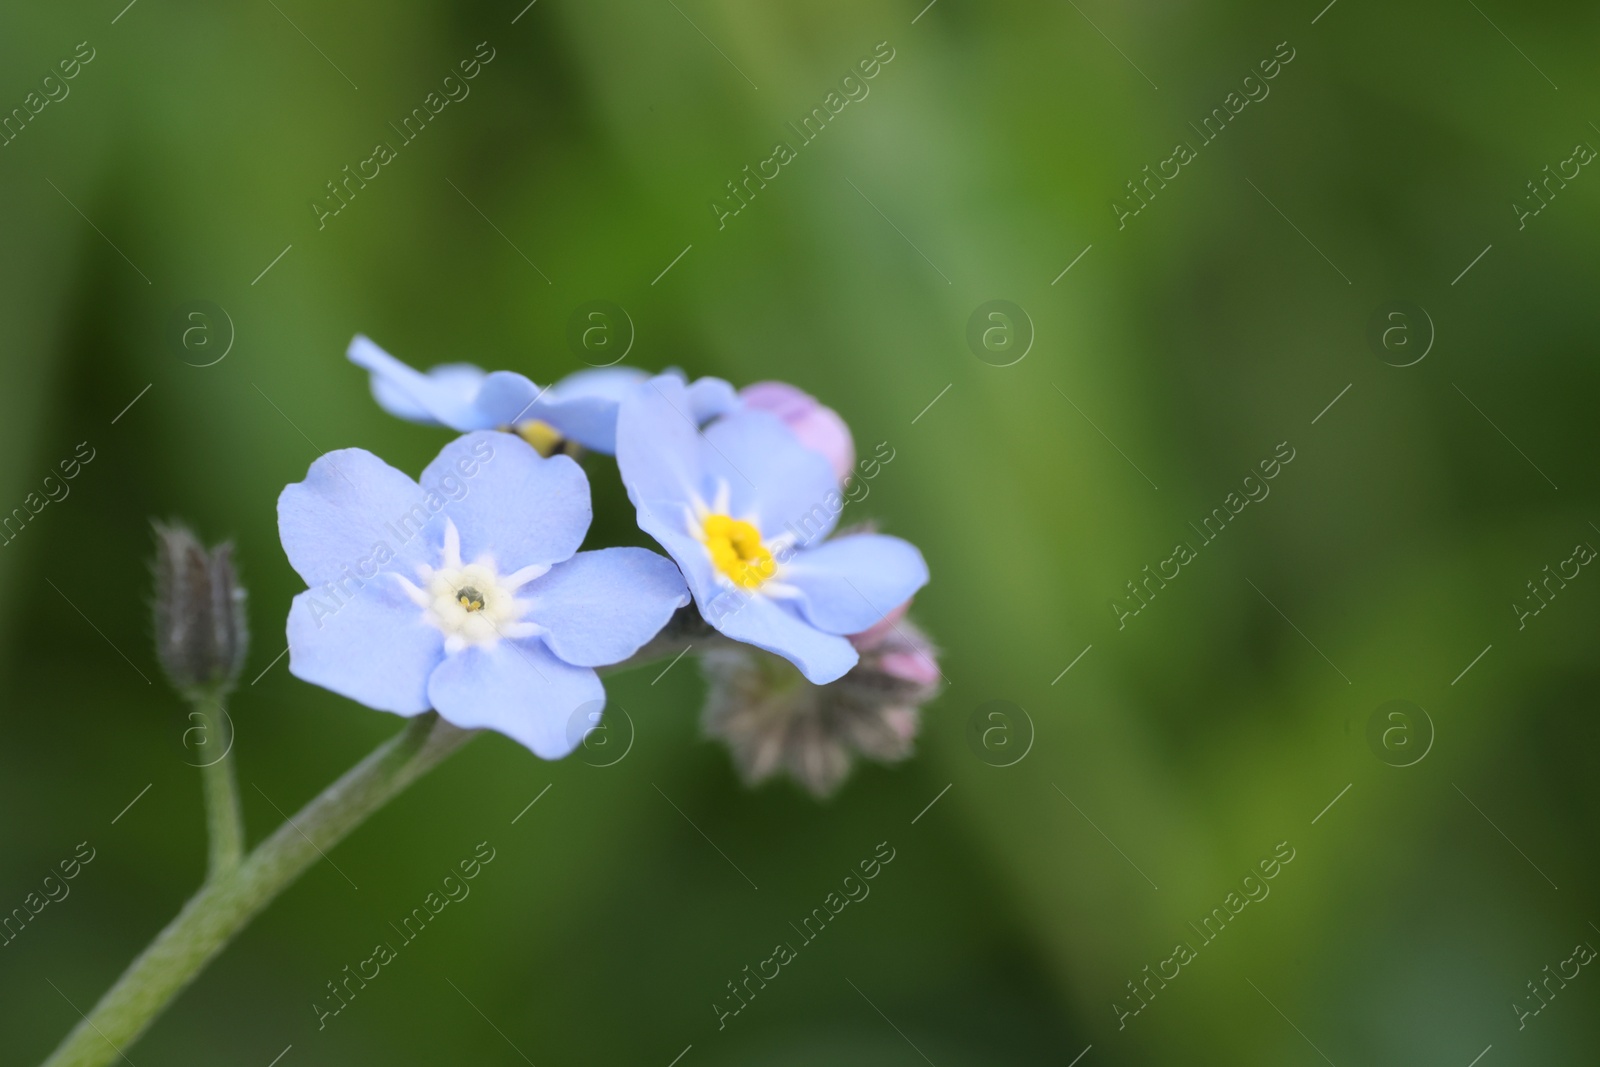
702,514,776,589
512,420,579,458
455,586,486,612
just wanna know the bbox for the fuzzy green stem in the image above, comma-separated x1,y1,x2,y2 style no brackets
37,630,702,1067
38,713,472,1067
189,688,244,878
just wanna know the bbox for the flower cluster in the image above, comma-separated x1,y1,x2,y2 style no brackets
277,336,940,792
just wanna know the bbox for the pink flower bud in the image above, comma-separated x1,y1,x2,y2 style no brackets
848,599,909,651
878,649,942,688
701,609,941,797
740,381,855,484
851,601,941,688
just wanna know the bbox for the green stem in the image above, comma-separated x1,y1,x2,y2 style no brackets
38,713,473,1067
37,629,705,1067
190,688,244,878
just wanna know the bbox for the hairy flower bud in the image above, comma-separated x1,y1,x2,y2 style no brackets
739,381,855,484
851,600,942,688
153,522,249,694
701,615,941,797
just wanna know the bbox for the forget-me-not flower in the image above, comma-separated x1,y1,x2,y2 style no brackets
615,375,928,685
348,335,739,455
278,430,688,757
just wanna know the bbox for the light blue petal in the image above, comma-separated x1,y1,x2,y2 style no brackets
659,369,742,424
426,639,604,759
348,335,492,430
472,372,606,452
707,592,859,684
469,370,548,427
543,367,651,452
527,548,689,667
376,364,486,425
616,374,710,519
702,409,840,541
686,376,741,422
782,534,930,635
618,374,837,536
646,523,724,612
552,366,649,402
419,431,591,570
537,395,627,453
615,376,732,602
287,585,442,714
277,448,440,588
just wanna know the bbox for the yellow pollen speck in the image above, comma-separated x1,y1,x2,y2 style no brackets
456,586,486,612
702,514,775,590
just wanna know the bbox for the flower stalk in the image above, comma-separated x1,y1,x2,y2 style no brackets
152,523,252,880
190,687,245,878
35,638,690,1067
37,713,473,1067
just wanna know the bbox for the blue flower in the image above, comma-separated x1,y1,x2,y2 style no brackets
348,335,739,454
278,430,689,757
615,375,929,684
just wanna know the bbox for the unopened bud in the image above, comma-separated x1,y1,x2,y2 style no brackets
851,601,942,689
152,522,249,694
702,615,941,798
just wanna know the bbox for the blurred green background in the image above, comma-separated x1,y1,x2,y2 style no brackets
3,0,1598,1063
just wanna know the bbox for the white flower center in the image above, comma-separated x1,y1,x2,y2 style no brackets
394,520,548,653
